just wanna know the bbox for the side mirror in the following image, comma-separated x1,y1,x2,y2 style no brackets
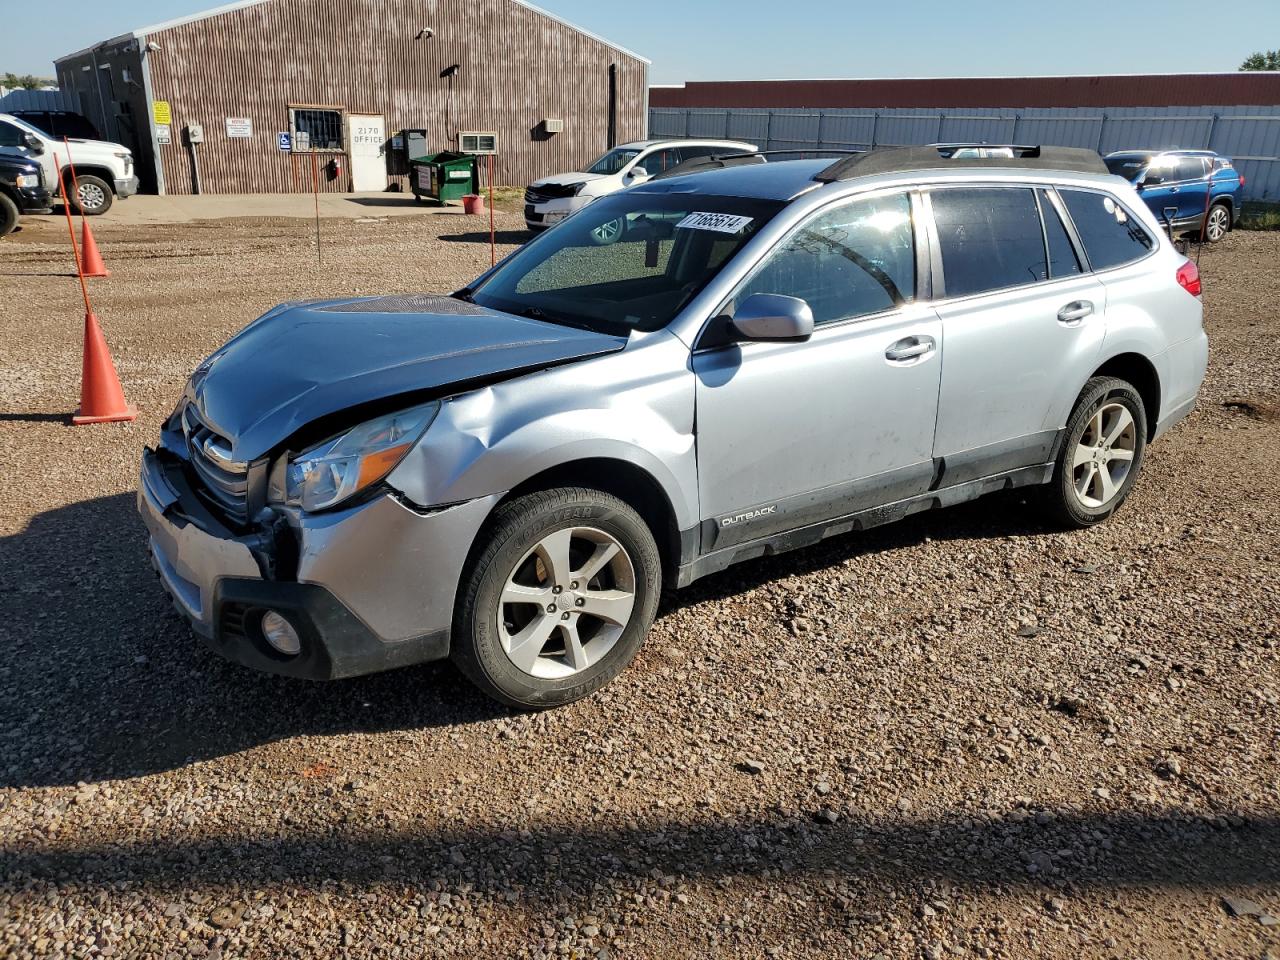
1133,181,1145,192
23,133,44,155
730,293,814,342
627,166,650,182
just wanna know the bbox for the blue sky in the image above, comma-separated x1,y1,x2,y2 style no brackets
3,0,1277,81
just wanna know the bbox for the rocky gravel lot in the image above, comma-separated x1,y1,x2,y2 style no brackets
1,211,1277,960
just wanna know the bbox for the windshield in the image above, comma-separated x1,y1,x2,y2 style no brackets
1105,156,1149,181
469,192,785,334
584,148,641,175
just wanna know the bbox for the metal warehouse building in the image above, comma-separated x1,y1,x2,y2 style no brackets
650,74,1280,202
54,0,649,195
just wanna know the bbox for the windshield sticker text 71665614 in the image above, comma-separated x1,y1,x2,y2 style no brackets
675,212,755,235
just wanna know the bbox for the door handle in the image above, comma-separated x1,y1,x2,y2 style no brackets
1057,301,1094,325
885,335,935,363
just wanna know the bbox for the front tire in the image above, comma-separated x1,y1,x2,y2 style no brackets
1042,376,1147,529
0,192,18,237
68,175,113,215
452,488,661,709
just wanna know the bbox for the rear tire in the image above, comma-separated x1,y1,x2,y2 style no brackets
1204,202,1231,242
0,192,18,237
1042,376,1147,529
452,487,661,709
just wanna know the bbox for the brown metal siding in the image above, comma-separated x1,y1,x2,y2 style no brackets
651,74,1280,110
129,0,646,194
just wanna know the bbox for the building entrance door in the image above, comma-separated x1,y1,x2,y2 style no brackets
347,114,386,191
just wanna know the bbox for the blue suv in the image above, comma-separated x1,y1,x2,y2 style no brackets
1105,150,1243,242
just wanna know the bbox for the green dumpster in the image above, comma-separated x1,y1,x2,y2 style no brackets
409,151,479,205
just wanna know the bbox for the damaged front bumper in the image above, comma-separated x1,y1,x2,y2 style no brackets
138,446,498,680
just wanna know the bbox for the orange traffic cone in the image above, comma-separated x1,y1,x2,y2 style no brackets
72,311,136,425
79,219,109,278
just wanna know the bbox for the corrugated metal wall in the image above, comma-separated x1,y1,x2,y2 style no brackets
58,0,647,194
651,105,1280,202
650,74,1280,110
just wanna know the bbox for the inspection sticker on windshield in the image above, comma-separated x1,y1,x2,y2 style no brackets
676,212,754,234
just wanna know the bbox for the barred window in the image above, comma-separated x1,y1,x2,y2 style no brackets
289,107,343,152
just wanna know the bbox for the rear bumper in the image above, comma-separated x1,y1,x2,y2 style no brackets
114,175,139,198
1153,331,1209,440
137,446,496,680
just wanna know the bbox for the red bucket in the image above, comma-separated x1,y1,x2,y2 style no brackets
461,194,485,215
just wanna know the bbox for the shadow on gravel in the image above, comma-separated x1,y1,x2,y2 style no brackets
0,494,506,790
1,490,1052,790
438,229,533,245
667,490,1054,613
4,811,1277,897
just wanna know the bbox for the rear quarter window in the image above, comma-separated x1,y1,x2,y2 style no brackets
1058,189,1154,272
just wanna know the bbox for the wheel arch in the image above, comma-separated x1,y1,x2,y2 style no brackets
1090,352,1161,439
493,458,685,588
61,165,117,193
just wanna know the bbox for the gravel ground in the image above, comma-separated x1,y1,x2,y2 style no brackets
1,212,1277,960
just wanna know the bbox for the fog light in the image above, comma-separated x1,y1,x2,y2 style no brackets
260,611,301,656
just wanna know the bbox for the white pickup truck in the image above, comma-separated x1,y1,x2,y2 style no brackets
0,113,138,215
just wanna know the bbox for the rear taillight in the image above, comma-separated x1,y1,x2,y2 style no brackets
1239,173,1246,188
1176,261,1201,297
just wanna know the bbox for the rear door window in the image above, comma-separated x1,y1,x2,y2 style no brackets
1176,157,1208,182
930,188,1048,297
1058,189,1154,271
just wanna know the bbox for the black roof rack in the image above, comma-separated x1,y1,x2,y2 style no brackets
650,148,863,182
815,145,1108,182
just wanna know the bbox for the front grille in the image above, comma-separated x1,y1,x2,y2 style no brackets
182,404,250,525
525,183,577,204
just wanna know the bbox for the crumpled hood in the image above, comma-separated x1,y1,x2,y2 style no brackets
186,294,626,460
530,171,608,188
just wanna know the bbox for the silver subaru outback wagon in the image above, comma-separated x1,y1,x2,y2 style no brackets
138,145,1208,708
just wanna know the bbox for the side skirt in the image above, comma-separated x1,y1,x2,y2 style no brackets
675,462,1052,588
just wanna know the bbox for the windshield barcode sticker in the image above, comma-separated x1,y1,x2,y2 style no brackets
676,212,754,234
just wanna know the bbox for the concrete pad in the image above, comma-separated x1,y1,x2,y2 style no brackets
74,192,473,225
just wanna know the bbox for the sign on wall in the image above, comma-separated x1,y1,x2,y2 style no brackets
277,132,292,152
156,124,172,145
153,100,171,125
225,117,253,138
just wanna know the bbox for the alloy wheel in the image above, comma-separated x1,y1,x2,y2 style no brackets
497,526,636,679
1071,402,1137,509
78,182,107,212
1206,206,1229,242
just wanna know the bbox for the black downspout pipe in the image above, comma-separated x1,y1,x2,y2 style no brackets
607,63,617,149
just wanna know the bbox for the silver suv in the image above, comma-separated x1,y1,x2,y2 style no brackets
139,145,1208,708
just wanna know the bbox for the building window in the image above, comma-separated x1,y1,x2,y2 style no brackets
288,106,344,152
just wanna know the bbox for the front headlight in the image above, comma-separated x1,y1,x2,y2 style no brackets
15,174,39,188
571,181,589,196
284,401,440,512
